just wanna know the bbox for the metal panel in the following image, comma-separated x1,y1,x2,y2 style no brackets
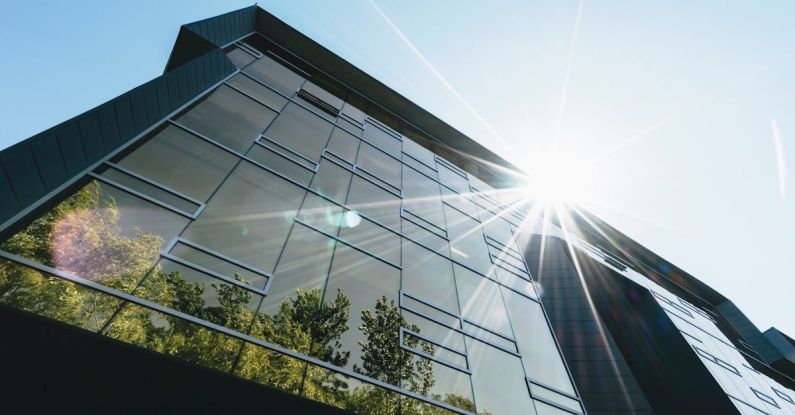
0,145,45,206
29,133,67,190
55,121,87,175
77,113,104,160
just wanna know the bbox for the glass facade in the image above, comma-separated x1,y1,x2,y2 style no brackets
0,40,579,415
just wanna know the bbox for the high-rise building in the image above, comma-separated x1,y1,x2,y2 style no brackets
0,6,792,415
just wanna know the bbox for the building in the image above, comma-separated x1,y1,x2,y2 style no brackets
0,5,792,415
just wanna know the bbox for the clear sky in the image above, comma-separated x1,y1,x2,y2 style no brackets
1,1,793,335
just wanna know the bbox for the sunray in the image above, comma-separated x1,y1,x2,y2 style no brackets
771,118,788,199
553,0,586,149
366,0,511,149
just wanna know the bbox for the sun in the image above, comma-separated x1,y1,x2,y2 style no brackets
521,148,587,205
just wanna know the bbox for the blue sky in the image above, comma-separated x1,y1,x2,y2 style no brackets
1,1,793,336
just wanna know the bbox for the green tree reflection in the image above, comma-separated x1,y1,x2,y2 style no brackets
0,181,481,414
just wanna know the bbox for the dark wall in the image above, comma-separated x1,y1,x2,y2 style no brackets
0,303,351,414
527,236,657,414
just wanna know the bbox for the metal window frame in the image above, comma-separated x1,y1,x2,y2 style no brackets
772,387,794,404
693,346,741,376
87,171,205,220
401,207,448,239
399,326,471,374
751,387,780,408
527,378,584,415
162,236,273,297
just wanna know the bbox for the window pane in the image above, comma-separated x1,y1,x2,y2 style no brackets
116,125,238,201
362,122,401,158
356,142,400,187
454,264,513,338
227,48,256,69
402,218,450,257
438,163,469,194
403,354,475,411
402,309,466,354
346,175,400,230
402,167,445,230
310,159,352,204
403,136,436,168
177,85,277,153
401,240,458,314
246,143,314,186
255,223,336,318
342,102,366,124
441,185,479,219
326,127,360,163
302,81,343,110
243,55,304,97
445,206,491,275
502,288,576,396
323,244,400,371
182,161,305,273
297,193,344,236
1,180,187,290
338,217,400,265
169,241,268,289
134,258,262,332
0,259,122,332
99,167,199,214
466,337,536,415
227,73,288,110
264,102,334,162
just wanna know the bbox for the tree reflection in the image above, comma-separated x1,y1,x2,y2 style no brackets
0,181,480,414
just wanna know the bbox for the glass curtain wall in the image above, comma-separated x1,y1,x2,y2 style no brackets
0,41,579,415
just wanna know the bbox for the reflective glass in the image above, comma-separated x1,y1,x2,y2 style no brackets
177,85,276,153
402,330,467,369
362,122,401,158
346,175,400,230
402,166,445,230
401,240,458,314
264,102,333,162
235,343,306,395
326,127,360,163
402,136,436,169
529,383,581,414
502,288,576,395
226,47,256,69
134,258,262,332
297,192,345,235
116,125,238,201
402,218,451,257
311,159,352,204
454,264,513,338
402,309,466,354
227,73,288,110
338,217,401,265
0,259,122,332
534,400,574,415
323,243,400,371
495,266,538,300
254,223,335,319
445,206,491,275
437,163,469,194
246,143,314,186
466,337,536,415
99,167,199,214
243,55,304,97
182,161,305,273
356,142,400,187
342,102,366,124
1,180,188,291
462,322,517,354
402,354,475,410
302,81,344,110
441,185,479,219
337,118,363,137
104,302,242,373
170,241,268,289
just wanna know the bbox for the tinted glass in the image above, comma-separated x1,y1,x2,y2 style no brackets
323,244,400,371
170,241,268,289
117,125,238,201
356,142,400,187
100,167,199,214
227,73,288,110
402,166,445,230
177,85,277,153
297,192,344,236
338,217,401,265
454,264,513,338
310,159,352,204
503,288,576,395
227,47,256,68
346,175,400,230
467,337,536,415
243,55,304,97
326,127,360,163
264,102,333,162
182,161,305,273
402,240,458,314
445,206,492,275
246,143,314,186
362,122,401,157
